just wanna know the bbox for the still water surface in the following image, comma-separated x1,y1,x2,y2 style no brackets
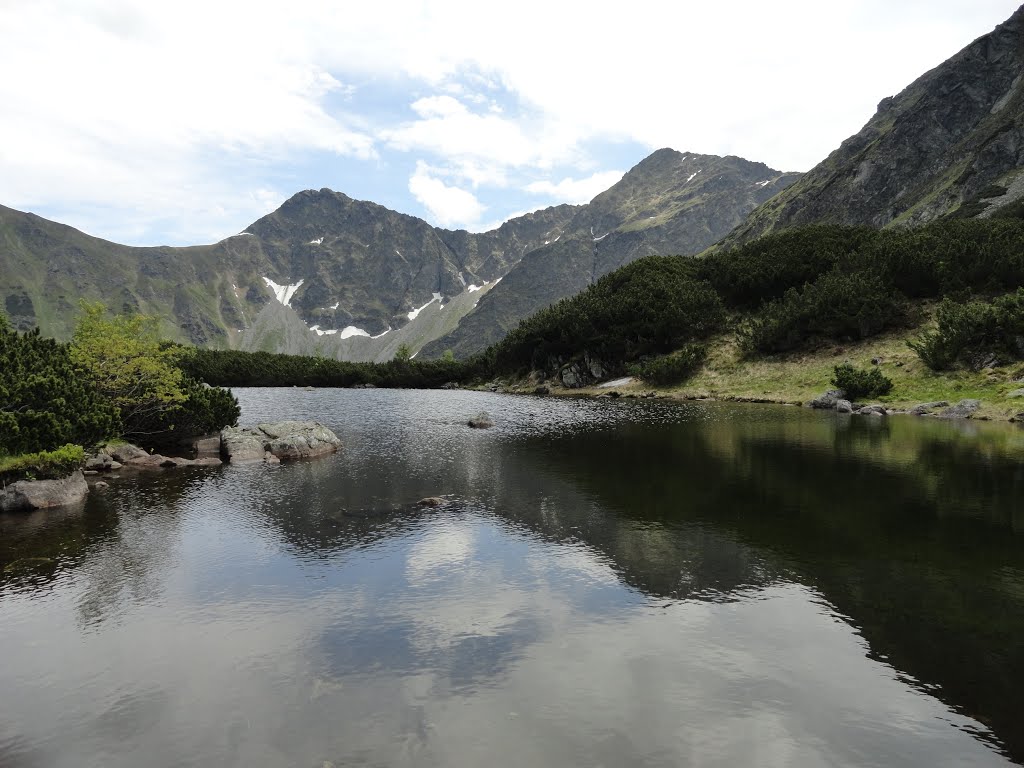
1,389,1023,767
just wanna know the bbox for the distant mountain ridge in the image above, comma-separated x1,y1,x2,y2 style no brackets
0,194,577,358
421,149,799,358
0,148,797,361
721,4,1024,246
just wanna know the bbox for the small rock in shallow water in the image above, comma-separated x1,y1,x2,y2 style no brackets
835,399,854,413
468,412,494,428
417,497,445,507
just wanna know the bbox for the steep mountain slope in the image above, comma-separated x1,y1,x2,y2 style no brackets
0,195,576,358
722,5,1024,246
422,149,799,358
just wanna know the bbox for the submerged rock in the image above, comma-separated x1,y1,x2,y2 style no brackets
0,471,88,513
417,497,445,507
220,421,341,463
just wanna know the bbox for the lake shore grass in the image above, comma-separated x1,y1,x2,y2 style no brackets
527,324,1024,422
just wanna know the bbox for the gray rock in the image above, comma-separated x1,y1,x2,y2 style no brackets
835,399,854,413
809,389,845,409
855,404,887,416
938,399,981,419
190,434,222,457
910,401,949,416
1006,388,1024,398
94,481,109,490
468,412,494,429
83,453,112,471
417,497,445,507
106,443,149,463
0,471,88,513
219,428,267,462
560,363,586,389
533,385,550,395
221,421,341,463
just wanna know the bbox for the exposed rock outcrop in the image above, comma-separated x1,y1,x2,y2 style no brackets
220,421,341,463
0,471,88,513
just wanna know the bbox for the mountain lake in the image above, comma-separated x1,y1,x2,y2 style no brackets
1,387,1023,767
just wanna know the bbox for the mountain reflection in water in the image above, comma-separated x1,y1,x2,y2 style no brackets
1,389,1021,767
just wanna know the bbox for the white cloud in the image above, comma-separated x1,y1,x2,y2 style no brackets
0,0,1019,243
408,162,487,229
526,171,626,204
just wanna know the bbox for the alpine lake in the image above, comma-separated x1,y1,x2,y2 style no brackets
1,388,1023,768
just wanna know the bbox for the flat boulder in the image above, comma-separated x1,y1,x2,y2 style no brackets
910,401,949,416
938,399,981,419
809,389,845,409
855,404,887,416
220,421,341,463
0,471,89,513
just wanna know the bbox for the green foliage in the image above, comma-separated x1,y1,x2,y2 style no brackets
142,376,241,444
740,270,907,355
492,256,725,375
179,347,487,389
908,289,1024,371
70,302,188,438
831,364,893,400
697,225,876,309
0,326,118,455
0,444,86,483
394,343,413,362
628,344,708,386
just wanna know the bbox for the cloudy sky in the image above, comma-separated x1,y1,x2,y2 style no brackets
1,1,1019,246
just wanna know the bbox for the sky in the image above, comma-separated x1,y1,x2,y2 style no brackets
1,0,1020,246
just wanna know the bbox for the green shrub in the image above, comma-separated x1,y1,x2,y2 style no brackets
0,327,119,455
698,225,876,309
831,364,893,400
740,269,906,355
493,256,725,375
908,289,1024,371
628,344,708,386
0,444,86,483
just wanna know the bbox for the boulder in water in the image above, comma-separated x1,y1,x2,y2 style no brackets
220,421,341,463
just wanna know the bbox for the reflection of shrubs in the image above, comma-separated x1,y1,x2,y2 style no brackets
740,270,906,355
831,364,892,400
628,344,708,386
908,289,1024,371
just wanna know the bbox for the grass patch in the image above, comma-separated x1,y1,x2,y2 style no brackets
0,444,85,483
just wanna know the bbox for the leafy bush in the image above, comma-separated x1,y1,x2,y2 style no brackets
697,225,876,309
0,326,119,455
628,344,708,386
0,444,86,483
740,269,906,355
493,256,725,375
908,289,1024,371
831,364,893,400
70,302,187,439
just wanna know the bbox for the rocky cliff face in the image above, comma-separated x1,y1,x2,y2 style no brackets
723,5,1024,246
421,149,799,358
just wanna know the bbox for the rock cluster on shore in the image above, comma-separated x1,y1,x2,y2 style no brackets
808,391,982,419
220,421,342,462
